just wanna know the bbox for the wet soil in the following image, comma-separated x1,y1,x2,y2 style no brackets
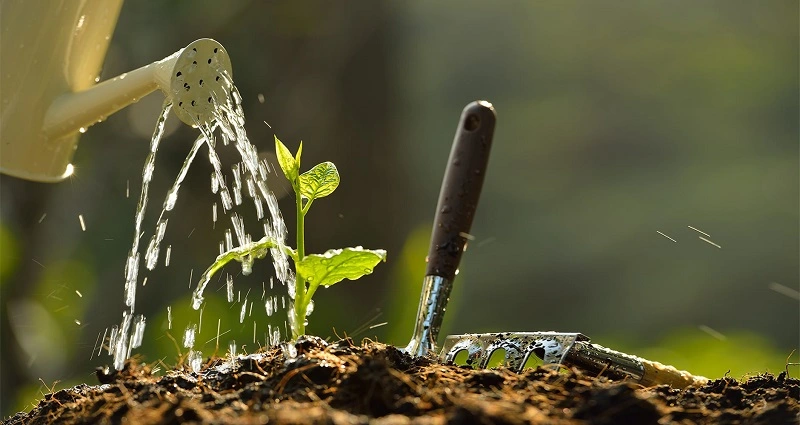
6,337,799,424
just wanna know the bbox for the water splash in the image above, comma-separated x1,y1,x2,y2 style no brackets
110,70,293,370
226,274,234,302
111,311,132,370
183,324,197,348
228,340,237,370
131,315,146,349
144,219,168,270
188,74,291,317
281,341,297,360
188,350,203,373
125,102,172,309
107,102,173,371
239,298,247,323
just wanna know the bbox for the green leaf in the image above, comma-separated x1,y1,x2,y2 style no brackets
275,135,298,182
297,247,387,288
295,141,303,166
299,162,340,201
199,235,296,283
192,235,296,309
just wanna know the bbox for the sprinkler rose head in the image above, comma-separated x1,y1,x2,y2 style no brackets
167,39,233,127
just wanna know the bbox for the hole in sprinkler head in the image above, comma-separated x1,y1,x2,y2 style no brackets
192,61,197,65
191,100,196,106
178,102,183,107
207,58,212,64
215,76,220,81
207,97,212,103
176,71,182,77
464,114,480,132
214,47,218,54
199,79,204,86
192,48,197,52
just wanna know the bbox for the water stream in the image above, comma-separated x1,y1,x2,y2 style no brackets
107,74,291,371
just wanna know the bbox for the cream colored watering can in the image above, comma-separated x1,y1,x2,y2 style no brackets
0,0,233,182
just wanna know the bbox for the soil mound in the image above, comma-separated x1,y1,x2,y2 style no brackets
6,337,798,424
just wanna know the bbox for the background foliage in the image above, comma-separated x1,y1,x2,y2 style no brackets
1,0,797,416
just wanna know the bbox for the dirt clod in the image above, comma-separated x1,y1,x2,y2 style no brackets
6,337,799,424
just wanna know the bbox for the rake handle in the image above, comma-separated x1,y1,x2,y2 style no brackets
566,341,707,389
425,101,496,280
639,358,709,389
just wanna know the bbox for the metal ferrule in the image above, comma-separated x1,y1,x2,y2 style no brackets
404,275,452,357
562,341,645,382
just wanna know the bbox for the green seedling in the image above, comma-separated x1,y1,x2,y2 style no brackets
197,136,386,339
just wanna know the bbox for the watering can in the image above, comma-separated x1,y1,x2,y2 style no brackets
0,0,233,182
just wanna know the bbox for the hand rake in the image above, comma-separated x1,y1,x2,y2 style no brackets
404,100,708,389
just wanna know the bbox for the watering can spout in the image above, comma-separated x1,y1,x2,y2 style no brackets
0,0,233,182
41,39,233,143
41,51,180,141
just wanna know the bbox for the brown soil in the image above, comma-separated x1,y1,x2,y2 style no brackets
6,336,799,424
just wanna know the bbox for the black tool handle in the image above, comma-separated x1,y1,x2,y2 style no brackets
425,101,496,280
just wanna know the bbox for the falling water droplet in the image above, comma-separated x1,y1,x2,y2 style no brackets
165,245,172,267
225,229,233,251
183,324,197,348
131,315,146,348
188,350,202,373
228,341,237,369
226,274,234,303
282,342,297,360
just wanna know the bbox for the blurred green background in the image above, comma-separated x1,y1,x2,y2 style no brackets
1,0,798,416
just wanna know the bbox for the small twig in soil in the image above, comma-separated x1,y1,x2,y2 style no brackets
786,349,799,377
38,378,62,406
306,390,321,402
253,360,270,377
147,356,170,375
38,378,59,394
595,361,611,380
387,368,421,394
276,364,319,395
164,331,184,363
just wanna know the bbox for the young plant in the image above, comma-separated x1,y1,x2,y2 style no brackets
196,136,386,339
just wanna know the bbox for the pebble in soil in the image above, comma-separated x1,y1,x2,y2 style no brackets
8,336,800,424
